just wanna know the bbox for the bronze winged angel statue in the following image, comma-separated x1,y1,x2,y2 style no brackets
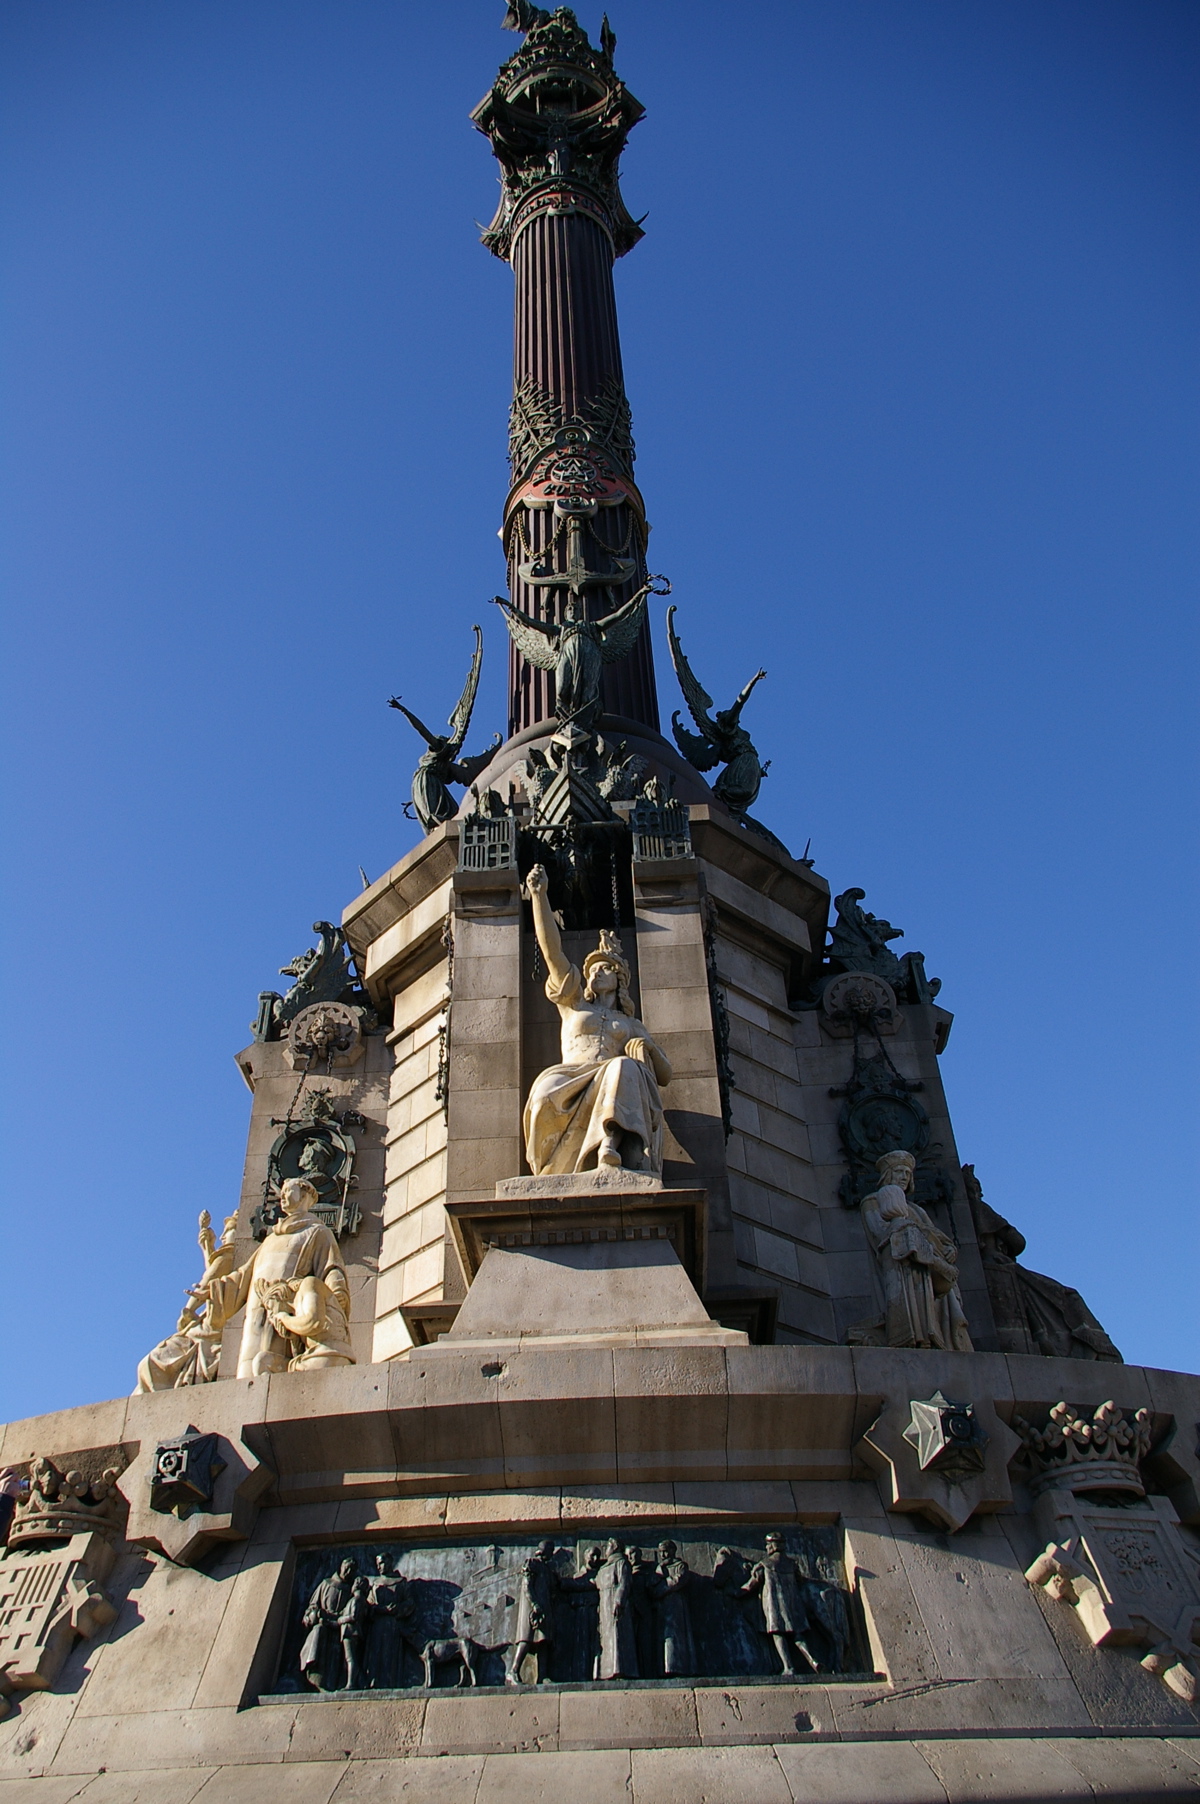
492,583,655,732
667,605,774,833
388,625,501,832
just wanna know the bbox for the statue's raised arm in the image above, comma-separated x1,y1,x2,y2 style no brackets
520,869,672,1176
388,625,499,831
524,864,570,991
490,597,560,671
731,666,768,718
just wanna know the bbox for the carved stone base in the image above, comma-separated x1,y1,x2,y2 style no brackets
0,1529,118,1713
434,1189,745,1352
495,1170,663,1199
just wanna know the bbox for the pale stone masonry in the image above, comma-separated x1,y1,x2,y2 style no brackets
2,1348,1198,1793
5,11,1195,1795
293,799,995,1360
227,1030,389,1372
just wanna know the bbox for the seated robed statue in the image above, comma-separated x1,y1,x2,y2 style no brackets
523,864,672,1176
195,1176,356,1378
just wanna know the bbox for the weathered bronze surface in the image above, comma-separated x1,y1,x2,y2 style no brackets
388,625,501,832
666,606,777,841
252,921,367,1043
494,584,650,733
273,1528,858,1693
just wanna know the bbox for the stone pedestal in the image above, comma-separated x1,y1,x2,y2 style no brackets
431,1186,746,1352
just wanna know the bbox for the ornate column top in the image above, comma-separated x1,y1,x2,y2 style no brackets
472,5,645,262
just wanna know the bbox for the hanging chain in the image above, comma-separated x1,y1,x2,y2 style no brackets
282,1048,316,1129
610,842,621,933
588,507,636,558
435,910,455,1122
510,507,567,566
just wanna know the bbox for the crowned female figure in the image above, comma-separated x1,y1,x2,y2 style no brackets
523,864,672,1176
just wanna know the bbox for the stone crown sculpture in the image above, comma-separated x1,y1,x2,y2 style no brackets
8,1455,125,1550
1014,1399,1155,1497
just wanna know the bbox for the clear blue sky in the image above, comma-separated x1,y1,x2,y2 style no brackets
2,0,1196,1419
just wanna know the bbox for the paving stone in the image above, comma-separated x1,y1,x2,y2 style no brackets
475,1748,631,1804
774,1739,947,1802
331,1756,486,1801
630,1743,793,1803
0,1781,97,1803
191,1763,344,1803
1054,1736,1200,1797
920,1737,1097,1799
78,1771,218,1803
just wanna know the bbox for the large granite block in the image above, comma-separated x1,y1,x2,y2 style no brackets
477,1748,631,1804
282,1698,425,1763
629,1743,793,1804
613,1347,729,1484
420,1689,559,1756
775,1739,945,1803
558,1686,699,1750
891,1525,1071,1681
693,1682,831,1744
493,1348,617,1488
333,1756,486,1801
47,1705,297,1776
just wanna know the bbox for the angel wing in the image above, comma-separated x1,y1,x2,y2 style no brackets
492,597,560,671
597,583,649,664
667,605,718,736
671,712,720,773
446,624,484,755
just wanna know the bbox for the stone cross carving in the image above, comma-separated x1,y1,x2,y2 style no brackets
522,863,671,1176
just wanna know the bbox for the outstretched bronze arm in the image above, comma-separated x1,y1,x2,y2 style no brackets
387,698,443,751
731,668,767,716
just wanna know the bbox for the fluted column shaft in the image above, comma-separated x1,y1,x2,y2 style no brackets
505,210,657,737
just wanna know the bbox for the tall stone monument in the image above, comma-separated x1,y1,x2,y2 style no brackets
2,9,1197,1799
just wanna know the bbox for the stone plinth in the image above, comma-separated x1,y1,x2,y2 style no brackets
447,1189,709,1290
496,1170,663,1198
433,1188,745,1352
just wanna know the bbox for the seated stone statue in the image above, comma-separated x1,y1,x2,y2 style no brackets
196,1177,355,1377
135,1210,239,1393
523,864,672,1175
861,1151,973,1351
